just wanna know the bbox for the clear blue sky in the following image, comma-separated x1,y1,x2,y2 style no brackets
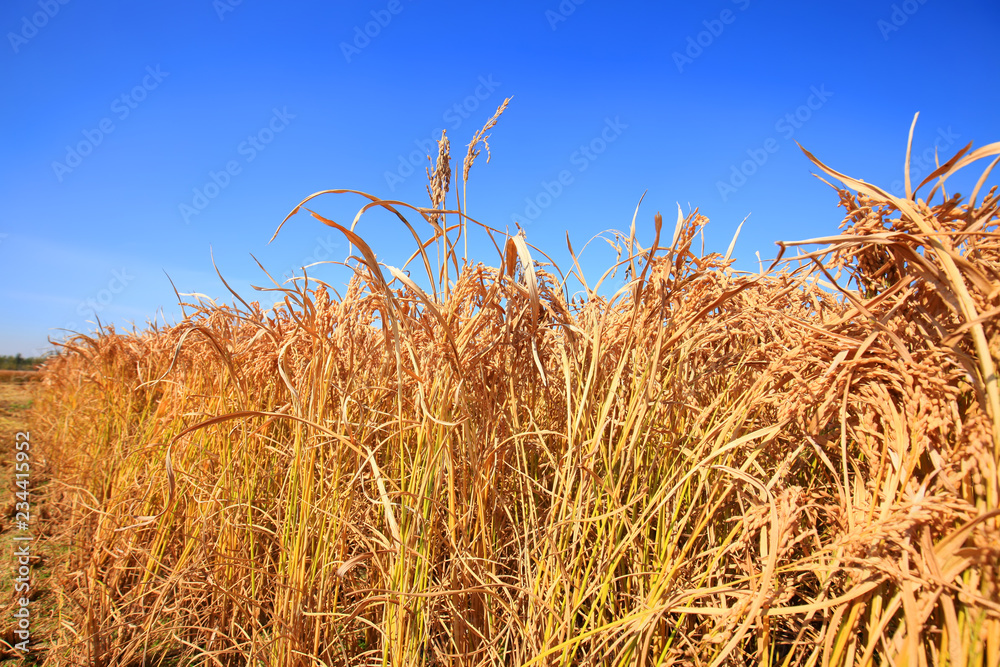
2,0,998,355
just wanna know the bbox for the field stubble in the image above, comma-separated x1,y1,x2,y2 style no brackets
22,108,1000,665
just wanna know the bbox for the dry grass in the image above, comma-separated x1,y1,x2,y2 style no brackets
24,109,1000,665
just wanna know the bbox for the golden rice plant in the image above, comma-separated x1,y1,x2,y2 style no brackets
23,107,1000,666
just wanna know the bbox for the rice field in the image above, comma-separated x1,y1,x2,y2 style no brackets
20,111,1000,665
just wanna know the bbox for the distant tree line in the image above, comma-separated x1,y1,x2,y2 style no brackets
0,354,49,370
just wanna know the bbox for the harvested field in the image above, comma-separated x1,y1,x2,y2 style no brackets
0,371,40,385
22,116,1000,665
0,370,59,665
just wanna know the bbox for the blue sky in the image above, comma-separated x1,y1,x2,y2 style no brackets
2,0,998,355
